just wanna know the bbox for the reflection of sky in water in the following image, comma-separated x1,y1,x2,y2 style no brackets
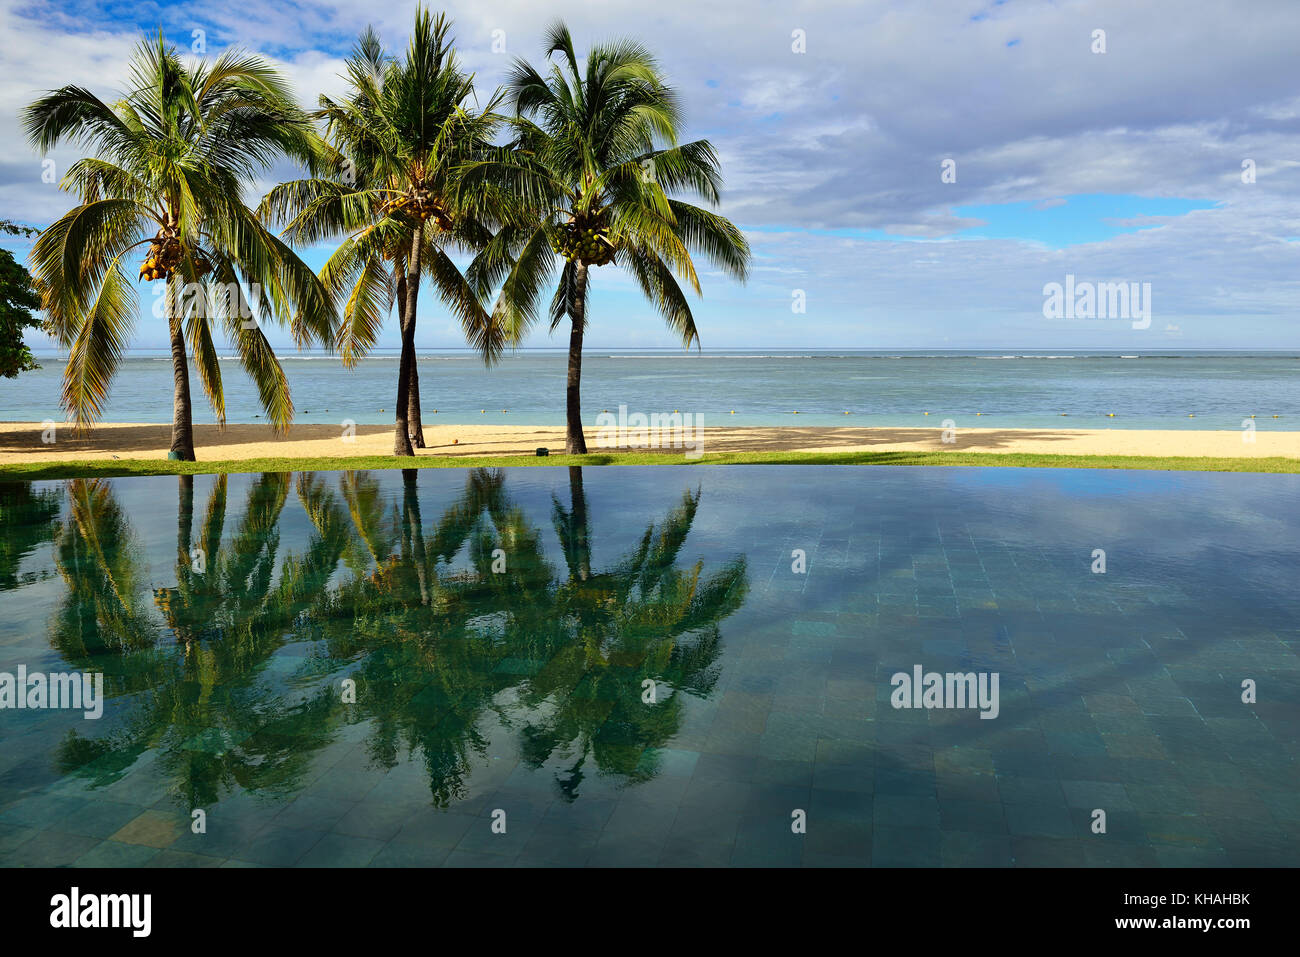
690,466,1300,595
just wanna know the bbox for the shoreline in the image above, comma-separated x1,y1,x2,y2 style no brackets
2,421,1297,464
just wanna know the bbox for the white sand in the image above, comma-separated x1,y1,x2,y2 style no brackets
2,421,1296,463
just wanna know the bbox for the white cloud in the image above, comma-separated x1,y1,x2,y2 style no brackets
4,0,1300,349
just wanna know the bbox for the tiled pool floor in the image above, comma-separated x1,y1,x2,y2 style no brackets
1,466,1296,866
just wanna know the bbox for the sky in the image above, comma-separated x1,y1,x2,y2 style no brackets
1,0,1298,352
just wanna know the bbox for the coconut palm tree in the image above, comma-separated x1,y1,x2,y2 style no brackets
519,471,747,793
48,478,156,659
53,473,357,806
23,32,336,460
42,465,750,812
308,466,745,804
260,11,508,456
464,22,750,453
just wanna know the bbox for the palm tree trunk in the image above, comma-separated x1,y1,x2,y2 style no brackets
393,268,425,448
178,474,194,562
565,263,589,454
402,468,430,605
394,232,422,457
408,358,425,448
568,466,590,580
167,280,196,461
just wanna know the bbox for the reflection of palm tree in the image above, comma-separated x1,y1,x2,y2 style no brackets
308,468,537,806
0,482,61,591
50,479,155,660
554,466,591,580
520,468,747,796
305,466,746,804
40,466,748,814
52,475,350,808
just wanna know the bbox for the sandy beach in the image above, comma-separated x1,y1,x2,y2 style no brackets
1,421,1296,463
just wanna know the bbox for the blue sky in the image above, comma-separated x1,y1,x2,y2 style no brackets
2,0,1299,352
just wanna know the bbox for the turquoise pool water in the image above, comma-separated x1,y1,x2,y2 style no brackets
1,466,1296,867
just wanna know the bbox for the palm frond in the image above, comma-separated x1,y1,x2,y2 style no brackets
425,244,503,362
61,262,137,430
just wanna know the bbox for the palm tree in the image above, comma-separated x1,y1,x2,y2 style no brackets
307,466,745,804
41,466,750,812
23,32,336,460
48,478,156,659
520,470,748,792
53,473,357,807
261,11,507,456
465,22,750,452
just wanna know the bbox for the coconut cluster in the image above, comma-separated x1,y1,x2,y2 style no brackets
416,199,454,229
139,219,180,281
390,188,454,230
138,215,207,282
553,216,615,266
139,240,211,282
138,239,180,281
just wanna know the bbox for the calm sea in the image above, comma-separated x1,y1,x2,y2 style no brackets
5,349,1297,430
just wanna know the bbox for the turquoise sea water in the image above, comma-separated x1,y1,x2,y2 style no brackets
5,350,1297,430
0,466,1297,867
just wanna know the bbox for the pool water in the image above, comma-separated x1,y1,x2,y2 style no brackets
0,466,1296,867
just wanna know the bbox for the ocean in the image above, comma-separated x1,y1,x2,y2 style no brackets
5,349,1297,430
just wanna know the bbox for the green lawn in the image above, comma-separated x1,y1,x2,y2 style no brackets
3,449,1297,479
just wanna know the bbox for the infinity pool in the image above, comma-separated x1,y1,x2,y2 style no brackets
1,466,1296,867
